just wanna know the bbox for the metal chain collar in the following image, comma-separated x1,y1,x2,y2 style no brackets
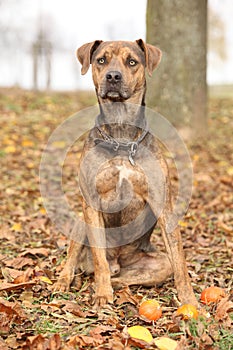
94,122,148,166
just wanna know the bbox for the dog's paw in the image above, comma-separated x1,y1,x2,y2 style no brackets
179,291,199,308
52,276,71,293
92,286,114,309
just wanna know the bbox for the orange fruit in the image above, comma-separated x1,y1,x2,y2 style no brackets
176,304,199,320
200,286,226,305
139,299,162,321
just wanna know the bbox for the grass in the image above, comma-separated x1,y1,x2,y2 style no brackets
209,84,233,98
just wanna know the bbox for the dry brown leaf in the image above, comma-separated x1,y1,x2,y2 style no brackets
48,334,61,350
0,298,27,321
215,296,233,321
89,324,116,337
200,333,213,346
24,334,61,350
20,247,49,257
0,281,36,292
62,301,85,317
0,313,10,334
4,257,35,269
24,334,46,349
115,286,140,306
67,334,103,347
217,221,233,234
0,336,8,350
0,223,16,241
40,303,61,313
13,267,34,284
5,335,20,349
0,298,28,333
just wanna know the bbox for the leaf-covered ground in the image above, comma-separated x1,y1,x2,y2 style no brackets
0,88,232,349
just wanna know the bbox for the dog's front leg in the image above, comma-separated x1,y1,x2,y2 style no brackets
158,212,198,306
53,240,83,292
147,154,198,306
83,205,113,308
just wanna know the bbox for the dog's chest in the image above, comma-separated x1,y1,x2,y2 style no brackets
95,158,148,197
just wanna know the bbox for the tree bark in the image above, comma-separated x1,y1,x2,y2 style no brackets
146,0,207,135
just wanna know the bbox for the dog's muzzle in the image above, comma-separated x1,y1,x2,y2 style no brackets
99,71,130,100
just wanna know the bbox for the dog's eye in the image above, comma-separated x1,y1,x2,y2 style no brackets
129,59,137,66
97,57,105,64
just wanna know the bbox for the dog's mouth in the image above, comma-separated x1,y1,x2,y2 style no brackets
100,88,130,101
106,91,121,99
106,91,130,101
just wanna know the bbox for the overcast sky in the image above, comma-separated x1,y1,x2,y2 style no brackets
0,0,233,90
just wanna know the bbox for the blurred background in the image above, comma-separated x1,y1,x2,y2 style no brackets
0,0,232,92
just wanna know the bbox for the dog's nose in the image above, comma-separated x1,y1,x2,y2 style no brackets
106,71,122,83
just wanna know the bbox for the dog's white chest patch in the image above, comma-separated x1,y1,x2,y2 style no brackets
116,164,134,187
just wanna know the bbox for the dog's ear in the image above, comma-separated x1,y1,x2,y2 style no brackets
136,39,162,76
77,40,103,75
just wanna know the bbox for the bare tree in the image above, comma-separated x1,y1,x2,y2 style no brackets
32,28,52,91
146,0,208,136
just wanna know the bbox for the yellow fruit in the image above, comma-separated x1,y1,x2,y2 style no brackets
176,304,199,320
154,337,178,350
200,286,226,304
127,325,153,343
139,299,162,321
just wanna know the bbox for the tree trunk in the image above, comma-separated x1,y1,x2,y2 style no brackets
146,0,207,135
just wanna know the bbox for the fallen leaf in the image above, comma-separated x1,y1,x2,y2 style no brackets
4,145,16,153
39,207,47,215
13,267,34,284
154,337,178,350
4,257,35,269
1,267,21,282
0,336,8,350
0,314,10,334
67,334,103,347
21,139,34,147
0,281,36,292
38,275,53,284
18,290,34,304
227,166,233,176
0,224,16,241
115,286,140,306
200,333,213,346
48,334,61,350
40,303,61,313
217,221,233,234
0,298,27,323
25,334,45,350
20,247,49,257
10,222,22,232
215,297,233,321
62,301,85,317
178,220,188,227
127,325,153,343
89,324,116,337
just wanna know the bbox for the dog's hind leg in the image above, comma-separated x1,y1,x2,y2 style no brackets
111,251,172,288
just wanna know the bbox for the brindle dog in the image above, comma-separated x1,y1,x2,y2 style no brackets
53,39,197,308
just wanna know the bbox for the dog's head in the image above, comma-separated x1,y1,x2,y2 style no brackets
77,40,161,103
